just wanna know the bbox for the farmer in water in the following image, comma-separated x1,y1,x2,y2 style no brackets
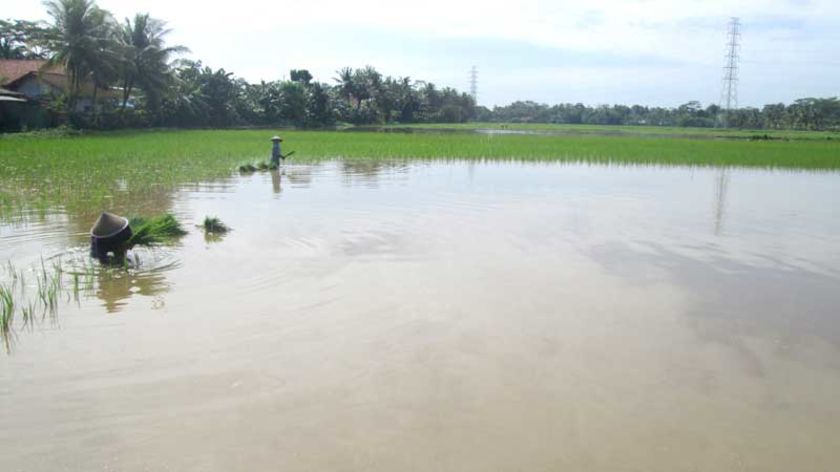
270,135,284,167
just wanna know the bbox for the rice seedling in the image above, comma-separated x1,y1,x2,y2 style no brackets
0,256,109,351
72,272,81,304
1,283,15,353
202,216,230,234
255,161,279,171
383,122,840,140
127,214,187,247
1,128,838,224
21,302,36,328
34,258,62,320
240,161,278,173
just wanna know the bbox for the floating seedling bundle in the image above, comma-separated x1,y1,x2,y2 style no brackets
239,161,279,173
128,214,187,247
202,216,230,235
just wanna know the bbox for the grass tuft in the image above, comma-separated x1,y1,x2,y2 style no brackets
202,216,230,234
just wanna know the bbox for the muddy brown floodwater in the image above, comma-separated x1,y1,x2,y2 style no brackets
2,161,840,471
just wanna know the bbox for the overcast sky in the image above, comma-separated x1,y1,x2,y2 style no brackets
6,0,839,107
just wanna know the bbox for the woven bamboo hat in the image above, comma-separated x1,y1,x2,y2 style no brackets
270,135,283,141
90,212,129,238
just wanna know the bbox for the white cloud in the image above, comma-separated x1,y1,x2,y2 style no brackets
5,0,839,106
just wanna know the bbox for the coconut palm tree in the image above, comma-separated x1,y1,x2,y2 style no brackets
0,20,48,59
42,0,120,111
334,67,356,107
117,13,187,110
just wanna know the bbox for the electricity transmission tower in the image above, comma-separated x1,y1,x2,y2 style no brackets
713,168,730,235
720,17,741,114
714,18,739,231
469,66,478,103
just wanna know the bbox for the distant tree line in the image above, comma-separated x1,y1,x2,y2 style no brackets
1,0,476,130
151,62,477,128
1,1,838,131
475,98,840,131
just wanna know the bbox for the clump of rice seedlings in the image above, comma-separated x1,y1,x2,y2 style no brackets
0,257,86,352
72,272,80,303
21,301,36,328
127,214,187,247
239,163,257,173
202,216,230,234
255,161,279,171
1,283,15,352
35,258,62,319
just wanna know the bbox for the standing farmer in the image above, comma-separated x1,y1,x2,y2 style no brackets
270,135,284,167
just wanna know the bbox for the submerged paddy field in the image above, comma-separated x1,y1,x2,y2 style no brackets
1,127,839,220
1,125,840,471
387,122,840,140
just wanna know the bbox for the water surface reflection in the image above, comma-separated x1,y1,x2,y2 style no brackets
1,161,839,472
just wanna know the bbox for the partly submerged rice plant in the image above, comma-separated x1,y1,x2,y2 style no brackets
1,283,15,352
128,214,187,247
1,258,69,353
240,161,278,173
202,216,230,234
35,258,61,319
2,128,839,225
256,161,279,170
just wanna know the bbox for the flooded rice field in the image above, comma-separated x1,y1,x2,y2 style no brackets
2,160,840,471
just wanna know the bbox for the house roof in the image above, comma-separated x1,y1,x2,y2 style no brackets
34,72,121,97
0,60,61,86
0,59,119,98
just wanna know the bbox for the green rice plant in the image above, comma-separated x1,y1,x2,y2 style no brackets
35,258,61,320
202,216,230,235
0,283,15,353
82,262,95,293
48,261,62,317
72,272,81,304
21,302,36,328
35,262,48,313
254,161,279,171
127,214,187,247
0,258,81,352
1,128,839,225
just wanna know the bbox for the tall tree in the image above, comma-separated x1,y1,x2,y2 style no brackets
0,20,48,59
290,69,312,85
334,67,355,107
305,82,334,127
42,0,119,110
352,65,381,111
117,13,187,110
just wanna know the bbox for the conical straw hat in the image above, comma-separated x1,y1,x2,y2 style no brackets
90,212,129,238
270,135,283,141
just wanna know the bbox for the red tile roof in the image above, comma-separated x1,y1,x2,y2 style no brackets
0,60,63,86
0,59,119,98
